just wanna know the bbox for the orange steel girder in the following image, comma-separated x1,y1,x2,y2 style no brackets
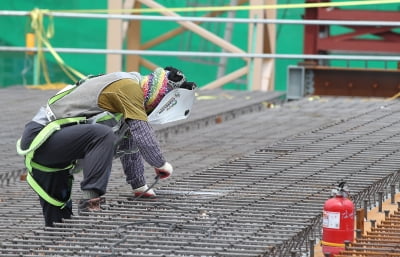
303,0,400,55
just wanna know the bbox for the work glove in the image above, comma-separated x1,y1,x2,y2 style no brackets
155,162,173,179
165,66,186,89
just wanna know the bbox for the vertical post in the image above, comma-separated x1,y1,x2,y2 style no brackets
378,191,383,212
26,32,40,85
363,199,368,220
248,0,276,91
106,0,123,73
302,0,329,65
309,238,315,257
356,208,364,235
247,19,257,91
391,184,396,204
303,0,319,56
262,0,276,91
217,0,238,80
33,53,40,86
355,229,362,239
126,1,142,72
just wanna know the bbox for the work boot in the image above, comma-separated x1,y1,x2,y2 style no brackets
133,184,156,198
78,197,105,215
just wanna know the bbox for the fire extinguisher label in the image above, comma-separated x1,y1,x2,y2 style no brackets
323,211,340,229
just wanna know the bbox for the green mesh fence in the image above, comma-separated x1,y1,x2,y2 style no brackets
0,0,399,90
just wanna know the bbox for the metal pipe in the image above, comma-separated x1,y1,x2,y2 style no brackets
1,10,400,27
1,46,400,62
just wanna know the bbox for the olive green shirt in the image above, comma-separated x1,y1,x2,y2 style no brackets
98,78,147,121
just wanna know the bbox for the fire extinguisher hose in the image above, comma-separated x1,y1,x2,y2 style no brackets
320,240,345,247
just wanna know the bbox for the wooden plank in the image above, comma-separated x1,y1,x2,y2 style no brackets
141,0,249,50
201,67,249,90
106,0,123,73
137,0,248,57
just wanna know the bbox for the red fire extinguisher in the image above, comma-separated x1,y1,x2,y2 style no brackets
321,182,355,256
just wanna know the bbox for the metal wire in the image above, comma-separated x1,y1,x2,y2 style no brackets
2,10,400,27
2,46,400,62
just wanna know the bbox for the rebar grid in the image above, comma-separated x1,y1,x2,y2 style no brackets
2,97,400,256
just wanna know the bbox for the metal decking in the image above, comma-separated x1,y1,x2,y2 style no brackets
1,87,400,256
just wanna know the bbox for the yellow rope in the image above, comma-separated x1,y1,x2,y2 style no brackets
53,0,400,14
29,8,84,87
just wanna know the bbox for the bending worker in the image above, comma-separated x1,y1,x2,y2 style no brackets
16,66,196,227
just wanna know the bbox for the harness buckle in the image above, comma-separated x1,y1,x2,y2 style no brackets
45,104,57,121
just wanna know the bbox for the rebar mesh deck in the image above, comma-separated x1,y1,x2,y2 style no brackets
1,88,400,256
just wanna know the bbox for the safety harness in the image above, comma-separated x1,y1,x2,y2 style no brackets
16,117,86,208
16,78,124,209
16,74,196,209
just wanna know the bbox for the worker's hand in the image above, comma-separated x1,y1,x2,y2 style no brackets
155,162,173,179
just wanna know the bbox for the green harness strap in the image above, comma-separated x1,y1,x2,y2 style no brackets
16,116,87,209
48,85,77,105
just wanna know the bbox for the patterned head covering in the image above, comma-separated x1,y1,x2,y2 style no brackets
140,67,186,114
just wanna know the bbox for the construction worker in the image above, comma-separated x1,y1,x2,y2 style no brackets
16,67,196,227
